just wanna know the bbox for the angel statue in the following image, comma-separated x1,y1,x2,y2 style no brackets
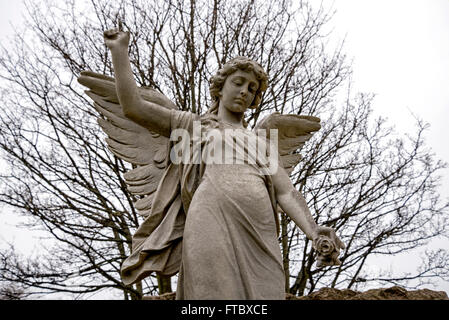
78,26,345,300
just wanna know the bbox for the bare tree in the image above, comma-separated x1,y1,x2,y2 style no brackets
0,285,27,300
0,0,447,299
0,276,28,300
286,94,449,295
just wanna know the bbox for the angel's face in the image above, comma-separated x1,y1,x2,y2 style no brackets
219,70,259,113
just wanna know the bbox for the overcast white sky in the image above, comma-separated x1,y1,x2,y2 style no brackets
318,0,449,294
0,0,448,296
322,0,449,166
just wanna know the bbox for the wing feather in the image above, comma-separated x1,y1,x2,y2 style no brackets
255,112,320,174
134,194,155,211
281,154,303,175
78,71,175,217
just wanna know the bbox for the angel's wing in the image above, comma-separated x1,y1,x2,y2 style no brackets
255,112,321,175
77,71,176,217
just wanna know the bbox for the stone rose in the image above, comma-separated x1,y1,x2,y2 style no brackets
314,235,335,256
313,234,342,267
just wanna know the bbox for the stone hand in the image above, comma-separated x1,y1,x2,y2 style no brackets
104,27,130,51
312,226,345,268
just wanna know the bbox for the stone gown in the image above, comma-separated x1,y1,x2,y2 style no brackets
121,109,285,300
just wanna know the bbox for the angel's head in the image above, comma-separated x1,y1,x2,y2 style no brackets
208,56,268,115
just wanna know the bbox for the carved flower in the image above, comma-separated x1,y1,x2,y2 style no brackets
314,235,335,256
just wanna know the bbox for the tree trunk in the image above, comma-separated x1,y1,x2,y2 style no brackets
281,212,290,292
290,267,309,296
157,274,173,294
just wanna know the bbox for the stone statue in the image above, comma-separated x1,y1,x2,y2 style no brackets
77,25,345,300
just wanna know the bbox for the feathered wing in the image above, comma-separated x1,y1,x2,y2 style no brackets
255,112,321,175
77,71,176,217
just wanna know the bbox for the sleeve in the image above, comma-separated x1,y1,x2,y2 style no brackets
170,109,199,135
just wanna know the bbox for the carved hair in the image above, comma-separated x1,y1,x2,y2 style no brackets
207,56,268,115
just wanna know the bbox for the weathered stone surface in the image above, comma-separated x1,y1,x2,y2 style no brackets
142,292,176,300
144,286,448,300
287,288,358,300
292,286,448,300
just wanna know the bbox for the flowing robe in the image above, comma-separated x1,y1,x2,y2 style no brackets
121,110,284,299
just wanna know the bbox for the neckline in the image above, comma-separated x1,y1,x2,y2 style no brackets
219,120,245,129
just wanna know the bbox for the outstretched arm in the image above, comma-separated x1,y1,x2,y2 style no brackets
272,165,318,240
104,28,171,137
272,164,345,266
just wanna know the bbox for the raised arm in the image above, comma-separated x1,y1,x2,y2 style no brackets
272,164,345,266
104,28,171,137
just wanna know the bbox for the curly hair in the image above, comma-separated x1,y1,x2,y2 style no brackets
207,56,268,115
